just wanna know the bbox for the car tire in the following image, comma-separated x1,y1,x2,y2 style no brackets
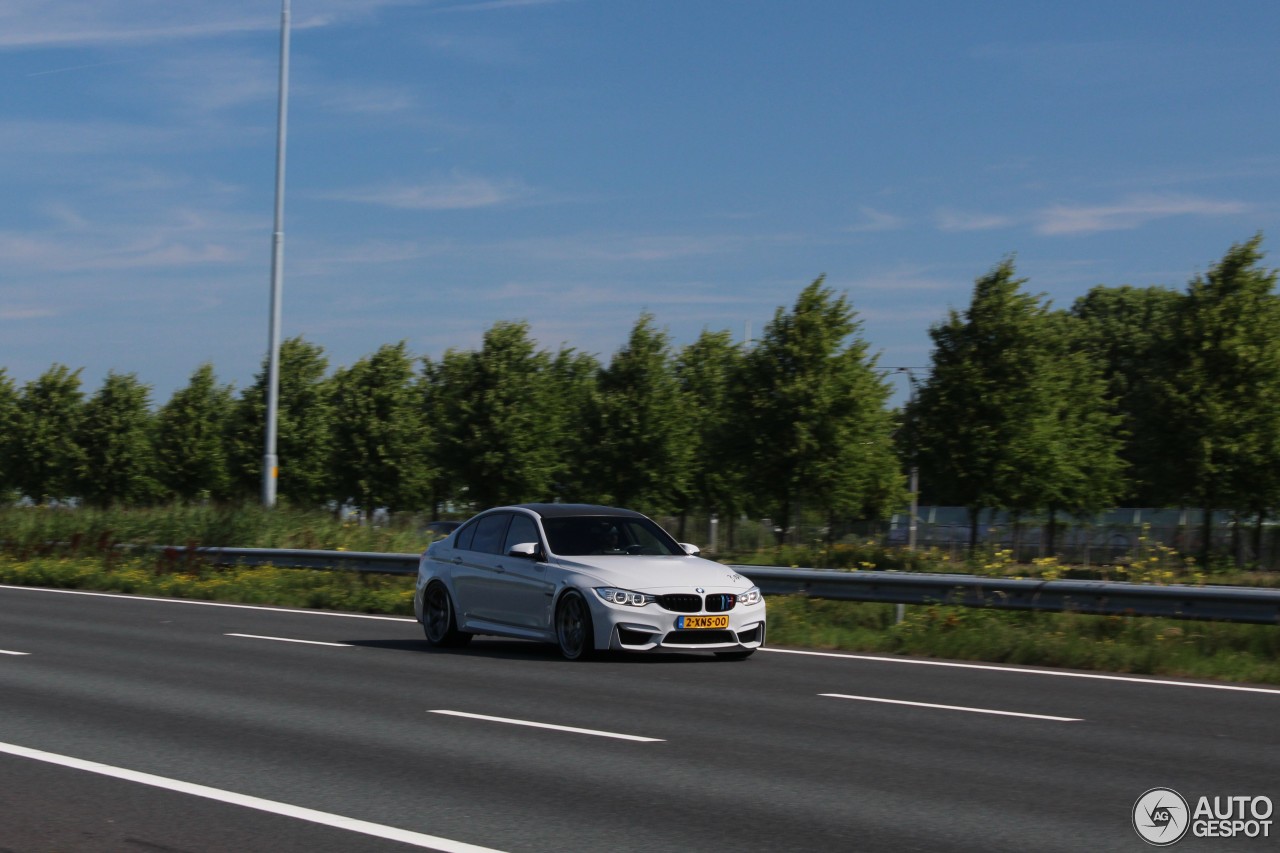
714,649,756,660
422,582,471,648
555,590,596,661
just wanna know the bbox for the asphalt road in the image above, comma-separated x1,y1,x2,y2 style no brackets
1,584,1277,853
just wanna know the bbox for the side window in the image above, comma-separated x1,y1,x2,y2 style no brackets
471,513,512,556
503,514,541,556
454,520,478,551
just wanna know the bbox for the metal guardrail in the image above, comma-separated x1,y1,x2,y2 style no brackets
167,547,1280,625
732,566,1280,625
163,546,421,576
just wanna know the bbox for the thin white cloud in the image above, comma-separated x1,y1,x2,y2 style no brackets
840,267,959,293
0,203,259,275
24,58,139,77
432,0,579,13
0,1,404,50
0,232,242,273
0,17,271,49
420,32,526,65
326,173,533,210
847,207,906,233
1035,194,1251,235
509,232,752,263
0,308,57,320
144,51,279,115
0,119,182,156
486,279,761,308
320,85,417,116
935,209,1015,232
291,239,458,273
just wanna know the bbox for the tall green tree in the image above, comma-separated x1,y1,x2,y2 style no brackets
1022,312,1126,551
584,314,693,513
329,342,429,514
1070,284,1182,504
154,364,236,502
737,278,902,541
907,260,1122,550
545,346,601,503
1158,235,1280,565
428,322,572,509
674,329,747,534
77,372,159,507
227,337,333,505
11,364,85,503
0,369,19,501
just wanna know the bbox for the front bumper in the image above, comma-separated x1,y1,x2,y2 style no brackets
588,595,767,653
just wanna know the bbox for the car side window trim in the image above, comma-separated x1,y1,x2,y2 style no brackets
471,512,513,556
454,519,478,551
502,512,543,556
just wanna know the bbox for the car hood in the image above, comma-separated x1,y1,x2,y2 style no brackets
551,555,752,592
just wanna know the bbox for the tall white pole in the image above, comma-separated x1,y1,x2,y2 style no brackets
263,0,291,507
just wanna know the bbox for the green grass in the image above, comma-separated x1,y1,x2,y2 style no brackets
0,554,416,615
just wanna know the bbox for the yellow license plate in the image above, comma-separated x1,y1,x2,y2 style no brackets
679,615,729,629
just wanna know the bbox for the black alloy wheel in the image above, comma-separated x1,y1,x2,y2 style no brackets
555,590,596,661
423,583,471,648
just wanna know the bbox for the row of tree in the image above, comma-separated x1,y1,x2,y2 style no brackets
905,235,1279,562
2,236,1275,558
0,278,901,542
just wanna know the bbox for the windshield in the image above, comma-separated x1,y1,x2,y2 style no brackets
541,516,684,557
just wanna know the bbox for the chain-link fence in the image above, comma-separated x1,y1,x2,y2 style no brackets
887,508,1280,568
660,508,1280,569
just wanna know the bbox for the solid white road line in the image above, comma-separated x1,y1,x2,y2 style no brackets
820,693,1082,722
0,649,30,656
0,584,416,621
765,647,1280,696
0,740,506,853
429,710,664,743
225,633,353,647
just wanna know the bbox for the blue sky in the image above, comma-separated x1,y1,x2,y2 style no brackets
2,0,1277,406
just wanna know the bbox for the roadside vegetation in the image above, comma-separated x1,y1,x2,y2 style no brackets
0,503,432,555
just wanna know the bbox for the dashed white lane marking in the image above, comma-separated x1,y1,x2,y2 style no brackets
429,710,665,743
764,647,1280,696
225,633,353,647
0,649,30,656
820,693,1082,722
0,740,506,852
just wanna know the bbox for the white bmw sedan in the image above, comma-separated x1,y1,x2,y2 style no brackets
414,504,766,660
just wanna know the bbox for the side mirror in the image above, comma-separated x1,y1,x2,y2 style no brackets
680,543,701,556
508,542,541,560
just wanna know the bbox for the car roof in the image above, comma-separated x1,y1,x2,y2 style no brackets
504,503,647,520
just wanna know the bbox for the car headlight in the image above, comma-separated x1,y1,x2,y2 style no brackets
736,586,762,606
594,587,655,607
